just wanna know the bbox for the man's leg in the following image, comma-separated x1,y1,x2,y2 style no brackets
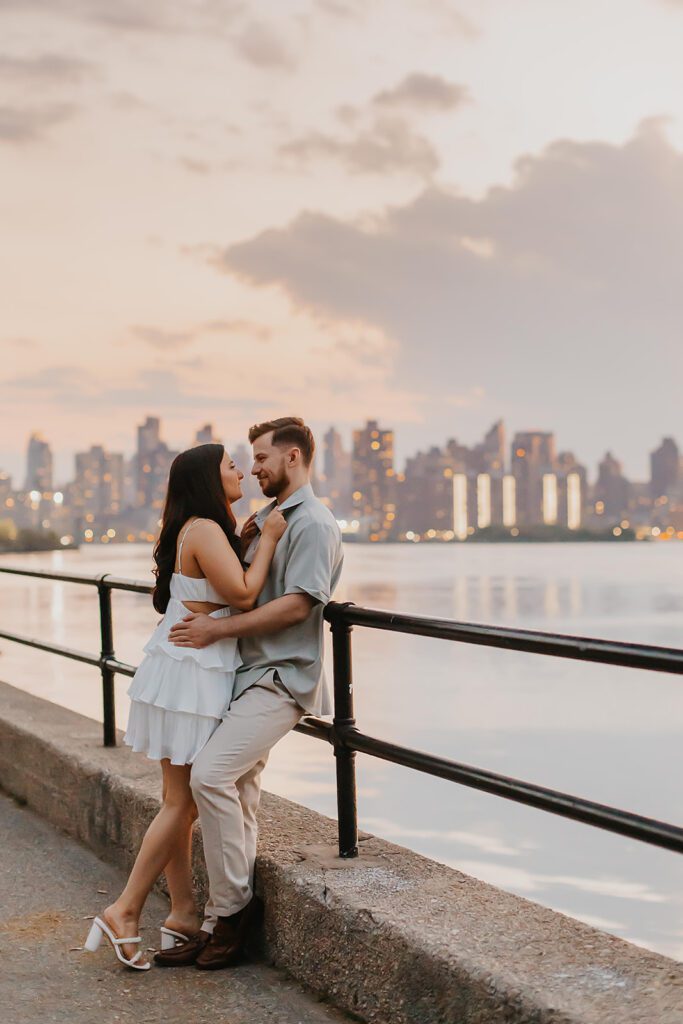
237,757,266,887
190,676,301,923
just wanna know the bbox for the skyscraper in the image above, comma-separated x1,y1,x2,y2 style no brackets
650,437,679,500
594,452,630,521
511,431,556,526
400,446,457,535
24,433,53,492
321,427,351,517
233,442,264,515
73,445,124,518
195,424,220,446
137,417,160,458
471,420,506,474
555,451,586,530
351,420,396,539
135,417,178,510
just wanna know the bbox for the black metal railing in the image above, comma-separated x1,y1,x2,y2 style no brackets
1,565,682,861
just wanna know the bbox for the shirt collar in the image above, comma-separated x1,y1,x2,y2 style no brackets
278,482,314,513
254,483,314,528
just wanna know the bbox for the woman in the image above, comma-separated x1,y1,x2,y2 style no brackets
84,443,286,970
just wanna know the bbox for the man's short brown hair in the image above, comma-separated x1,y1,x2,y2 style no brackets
248,416,315,467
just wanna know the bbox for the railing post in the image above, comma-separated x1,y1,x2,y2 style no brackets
330,604,359,858
97,575,117,747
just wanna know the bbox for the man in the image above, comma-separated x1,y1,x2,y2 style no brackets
156,417,343,970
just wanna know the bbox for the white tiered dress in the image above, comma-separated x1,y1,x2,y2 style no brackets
124,560,241,766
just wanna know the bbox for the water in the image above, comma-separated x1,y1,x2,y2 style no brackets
1,542,682,960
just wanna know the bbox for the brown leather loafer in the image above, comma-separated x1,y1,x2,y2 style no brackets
195,898,257,971
153,929,211,967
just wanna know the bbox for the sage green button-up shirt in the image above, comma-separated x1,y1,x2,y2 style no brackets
233,483,343,716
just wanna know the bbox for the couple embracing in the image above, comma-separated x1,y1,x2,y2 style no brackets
84,417,343,971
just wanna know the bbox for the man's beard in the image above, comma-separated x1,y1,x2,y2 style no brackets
260,469,288,498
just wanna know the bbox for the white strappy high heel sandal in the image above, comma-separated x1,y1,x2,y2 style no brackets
84,916,151,970
159,926,189,951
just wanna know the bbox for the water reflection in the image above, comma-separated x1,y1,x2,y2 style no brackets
1,542,683,960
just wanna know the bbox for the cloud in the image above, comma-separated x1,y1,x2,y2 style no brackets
0,102,77,143
0,0,246,35
280,71,467,179
178,155,241,175
130,319,271,351
202,319,271,342
215,121,683,469
314,0,368,18
372,72,469,113
2,336,38,349
280,114,439,177
0,363,257,414
130,326,196,350
4,365,94,392
0,0,172,31
179,157,212,174
235,20,298,70
420,0,478,38
0,52,96,85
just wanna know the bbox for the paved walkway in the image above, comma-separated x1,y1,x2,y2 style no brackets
0,793,351,1024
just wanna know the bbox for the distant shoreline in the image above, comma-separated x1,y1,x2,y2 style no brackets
0,543,79,554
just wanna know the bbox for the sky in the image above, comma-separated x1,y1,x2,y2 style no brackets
2,0,683,484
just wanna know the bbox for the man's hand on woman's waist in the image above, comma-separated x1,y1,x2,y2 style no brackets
169,593,315,648
169,612,233,648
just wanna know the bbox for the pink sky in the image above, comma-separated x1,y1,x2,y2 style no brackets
2,0,683,483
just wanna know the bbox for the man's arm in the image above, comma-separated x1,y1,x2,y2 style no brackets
168,593,314,649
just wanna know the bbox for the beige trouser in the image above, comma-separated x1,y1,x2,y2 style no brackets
190,673,302,925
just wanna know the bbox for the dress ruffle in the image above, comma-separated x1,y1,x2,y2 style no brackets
124,595,238,764
142,598,242,672
127,651,235,718
124,702,220,766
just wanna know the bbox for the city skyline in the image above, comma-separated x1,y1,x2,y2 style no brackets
3,414,682,547
3,414,680,492
2,1,683,483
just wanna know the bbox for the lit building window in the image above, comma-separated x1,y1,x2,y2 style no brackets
477,474,491,529
452,474,468,540
542,474,558,525
566,473,581,530
503,475,516,527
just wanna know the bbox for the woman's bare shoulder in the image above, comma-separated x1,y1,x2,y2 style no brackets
190,519,233,548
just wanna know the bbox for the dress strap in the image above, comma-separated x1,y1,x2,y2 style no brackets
176,518,205,574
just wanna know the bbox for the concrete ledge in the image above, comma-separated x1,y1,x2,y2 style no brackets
1,678,682,1024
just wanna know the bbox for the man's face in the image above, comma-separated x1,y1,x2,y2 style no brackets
251,432,290,498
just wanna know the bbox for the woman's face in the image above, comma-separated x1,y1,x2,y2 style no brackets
220,451,244,504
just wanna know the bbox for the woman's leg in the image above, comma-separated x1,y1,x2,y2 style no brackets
161,779,201,937
104,760,197,958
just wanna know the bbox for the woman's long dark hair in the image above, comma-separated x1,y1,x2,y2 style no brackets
152,443,241,613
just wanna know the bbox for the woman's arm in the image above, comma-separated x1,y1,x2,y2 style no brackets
191,515,285,611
